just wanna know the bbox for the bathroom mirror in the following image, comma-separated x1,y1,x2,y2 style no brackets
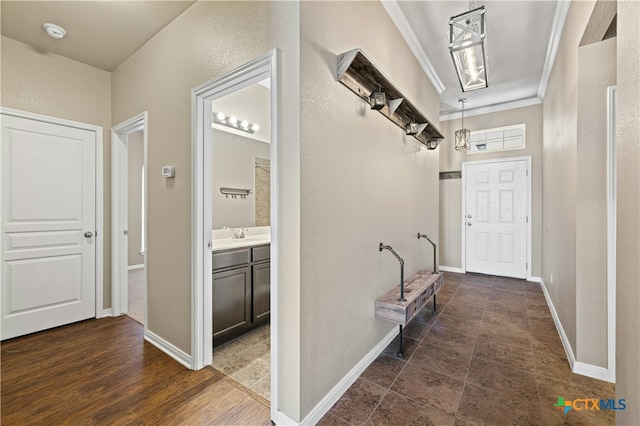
211,78,271,229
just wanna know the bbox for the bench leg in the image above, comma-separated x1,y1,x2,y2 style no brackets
433,294,437,312
395,324,403,358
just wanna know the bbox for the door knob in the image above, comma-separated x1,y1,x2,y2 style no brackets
467,222,472,227
467,214,472,219
84,231,94,238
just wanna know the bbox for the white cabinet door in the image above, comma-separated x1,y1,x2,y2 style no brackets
1,114,96,339
465,159,527,278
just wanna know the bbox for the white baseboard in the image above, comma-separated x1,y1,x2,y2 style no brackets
128,264,144,270
540,279,577,369
528,276,542,283
438,265,465,274
144,329,192,369
296,327,399,426
539,280,614,383
100,308,112,318
574,362,615,383
273,410,300,426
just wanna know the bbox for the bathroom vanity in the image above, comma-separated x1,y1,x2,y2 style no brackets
212,242,270,346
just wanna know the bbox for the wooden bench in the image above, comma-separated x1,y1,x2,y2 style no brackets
375,270,444,358
375,270,444,326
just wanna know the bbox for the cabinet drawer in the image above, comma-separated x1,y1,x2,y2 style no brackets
212,248,249,270
252,245,270,262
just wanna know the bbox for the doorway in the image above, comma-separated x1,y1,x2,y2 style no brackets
191,50,278,408
462,156,531,279
111,113,148,325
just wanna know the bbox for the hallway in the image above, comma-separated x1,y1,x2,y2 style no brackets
319,272,615,425
1,273,616,425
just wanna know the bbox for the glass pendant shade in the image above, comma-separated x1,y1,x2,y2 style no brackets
449,6,488,92
455,128,471,151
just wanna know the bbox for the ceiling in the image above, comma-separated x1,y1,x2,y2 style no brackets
1,0,566,119
384,1,566,119
1,1,196,71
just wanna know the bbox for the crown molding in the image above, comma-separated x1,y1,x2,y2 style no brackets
381,0,446,94
538,0,571,99
439,97,542,121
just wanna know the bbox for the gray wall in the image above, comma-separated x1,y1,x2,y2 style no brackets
1,35,113,308
211,129,270,229
541,0,595,357
439,104,543,277
616,0,640,422
111,2,302,419
300,0,440,417
575,37,616,368
127,131,144,267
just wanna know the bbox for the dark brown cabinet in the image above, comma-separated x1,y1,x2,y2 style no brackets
212,244,270,346
212,266,250,340
252,262,270,322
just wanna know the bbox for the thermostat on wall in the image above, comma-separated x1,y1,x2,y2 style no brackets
161,166,175,178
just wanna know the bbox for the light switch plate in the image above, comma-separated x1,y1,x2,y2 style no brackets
161,166,175,178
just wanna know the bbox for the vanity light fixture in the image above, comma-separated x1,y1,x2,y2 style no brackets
449,2,488,92
455,98,471,151
212,111,259,134
43,23,66,39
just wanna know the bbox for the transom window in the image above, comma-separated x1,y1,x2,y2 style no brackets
468,123,526,154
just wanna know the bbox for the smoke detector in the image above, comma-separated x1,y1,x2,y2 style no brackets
43,23,66,39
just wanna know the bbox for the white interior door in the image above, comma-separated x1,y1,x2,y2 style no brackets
464,159,527,278
1,114,96,340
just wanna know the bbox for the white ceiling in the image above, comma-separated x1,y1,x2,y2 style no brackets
1,1,566,119
1,1,196,71
384,0,566,119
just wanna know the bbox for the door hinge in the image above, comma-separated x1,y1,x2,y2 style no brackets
526,169,529,177
526,262,528,270
526,216,529,223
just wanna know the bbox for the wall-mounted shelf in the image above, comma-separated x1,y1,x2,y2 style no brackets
336,48,444,149
220,187,252,199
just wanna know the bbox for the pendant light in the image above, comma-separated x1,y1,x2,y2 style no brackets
449,1,488,92
455,98,471,151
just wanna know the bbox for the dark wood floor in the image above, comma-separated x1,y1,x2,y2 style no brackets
1,316,271,425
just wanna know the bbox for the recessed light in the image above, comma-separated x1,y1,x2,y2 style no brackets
43,23,66,40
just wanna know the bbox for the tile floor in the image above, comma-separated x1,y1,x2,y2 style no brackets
319,272,616,426
211,325,271,401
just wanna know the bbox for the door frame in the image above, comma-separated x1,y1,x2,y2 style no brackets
0,107,104,317
605,85,616,381
191,49,279,406
111,112,148,322
461,156,532,280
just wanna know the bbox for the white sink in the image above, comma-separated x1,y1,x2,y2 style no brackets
211,233,270,251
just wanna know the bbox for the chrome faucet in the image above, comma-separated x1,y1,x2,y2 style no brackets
223,226,248,239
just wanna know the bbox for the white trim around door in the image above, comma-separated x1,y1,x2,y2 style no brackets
111,112,148,326
191,49,280,419
461,156,532,280
0,107,104,321
605,86,616,382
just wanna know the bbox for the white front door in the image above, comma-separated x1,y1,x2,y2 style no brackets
1,114,96,340
464,159,528,279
